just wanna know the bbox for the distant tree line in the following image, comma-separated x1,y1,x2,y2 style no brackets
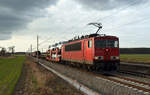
120,48,150,54
15,52,26,55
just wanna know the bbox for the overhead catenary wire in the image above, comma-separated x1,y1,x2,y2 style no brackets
39,37,53,46
96,0,146,22
94,0,149,33
97,1,150,34
104,16,150,32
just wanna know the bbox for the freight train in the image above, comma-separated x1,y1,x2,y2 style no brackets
46,33,120,71
31,23,120,71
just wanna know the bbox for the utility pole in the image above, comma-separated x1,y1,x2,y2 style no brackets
8,46,15,56
37,35,39,63
30,44,32,56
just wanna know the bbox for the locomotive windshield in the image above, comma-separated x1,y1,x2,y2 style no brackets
95,40,118,48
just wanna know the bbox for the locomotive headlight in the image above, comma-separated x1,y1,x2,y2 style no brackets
111,56,120,60
94,56,99,60
116,56,120,59
94,56,104,60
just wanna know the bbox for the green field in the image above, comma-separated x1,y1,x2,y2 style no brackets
0,56,25,95
120,54,150,63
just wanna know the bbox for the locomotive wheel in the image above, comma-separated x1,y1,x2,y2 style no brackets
107,64,111,71
116,63,120,71
82,65,87,70
95,66,100,71
113,64,117,71
87,66,92,71
91,66,96,71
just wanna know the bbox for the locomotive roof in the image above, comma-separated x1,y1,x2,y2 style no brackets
48,34,118,49
65,34,118,44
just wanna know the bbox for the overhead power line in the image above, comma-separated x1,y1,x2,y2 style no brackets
105,16,150,32
96,0,144,22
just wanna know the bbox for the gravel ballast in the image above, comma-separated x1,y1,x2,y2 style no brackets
37,58,150,95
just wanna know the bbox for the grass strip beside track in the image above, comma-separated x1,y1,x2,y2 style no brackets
120,54,150,63
0,56,25,95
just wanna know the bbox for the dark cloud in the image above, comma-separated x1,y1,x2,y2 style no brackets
0,0,58,40
0,31,12,40
75,0,147,11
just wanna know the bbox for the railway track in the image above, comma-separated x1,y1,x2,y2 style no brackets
34,57,150,95
118,70,150,78
91,70,150,94
40,56,150,79
119,62,150,78
120,62,150,68
91,72,150,94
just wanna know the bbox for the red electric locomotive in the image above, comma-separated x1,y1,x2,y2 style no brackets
61,34,119,71
46,48,61,62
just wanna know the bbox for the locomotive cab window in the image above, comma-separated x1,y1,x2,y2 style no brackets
88,40,92,48
95,40,118,48
95,40,106,48
114,41,118,47
107,40,119,48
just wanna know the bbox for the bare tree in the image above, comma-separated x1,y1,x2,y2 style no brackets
0,47,6,56
8,46,15,56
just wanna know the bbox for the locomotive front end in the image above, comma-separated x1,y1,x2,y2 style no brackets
94,36,120,71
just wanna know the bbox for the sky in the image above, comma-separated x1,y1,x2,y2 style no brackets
0,0,150,52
